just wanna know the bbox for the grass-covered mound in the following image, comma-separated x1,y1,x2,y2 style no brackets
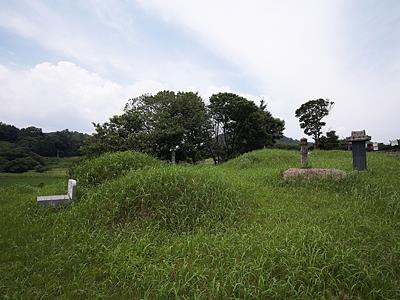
79,166,253,232
2,149,400,298
72,151,162,188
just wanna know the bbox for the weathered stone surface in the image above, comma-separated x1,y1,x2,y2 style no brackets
283,168,346,180
346,130,371,171
300,138,308,168
346,130,371,142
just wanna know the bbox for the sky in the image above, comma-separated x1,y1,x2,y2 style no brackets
0,0,399,142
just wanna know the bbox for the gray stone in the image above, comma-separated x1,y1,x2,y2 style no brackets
299,138,308,168
346,130,371,171
346,130,371,142
37,179,77,207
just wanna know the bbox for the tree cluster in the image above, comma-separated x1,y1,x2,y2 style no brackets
318,130,341,150
82,91,285,163
0,122,89,172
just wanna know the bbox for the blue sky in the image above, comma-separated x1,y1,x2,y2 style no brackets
0,0,399,141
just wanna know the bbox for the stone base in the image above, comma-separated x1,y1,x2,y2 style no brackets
283,168,346,180
37,195,72,207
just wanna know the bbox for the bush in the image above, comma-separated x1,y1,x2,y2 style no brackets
72,151,162,188
3,157,41,173
79,166,253,232
0,142,46,173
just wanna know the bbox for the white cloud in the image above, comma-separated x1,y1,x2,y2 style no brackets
1,1,399,142
0,62,168,132
138,0,400,142
0,62,245,133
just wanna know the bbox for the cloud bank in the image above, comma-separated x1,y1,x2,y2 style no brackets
0,0,399,141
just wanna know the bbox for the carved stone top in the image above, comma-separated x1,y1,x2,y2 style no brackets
299,138,308,145
346,130,371,142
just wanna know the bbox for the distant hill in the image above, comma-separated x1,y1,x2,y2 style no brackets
0,122,89,173
277,136,299,145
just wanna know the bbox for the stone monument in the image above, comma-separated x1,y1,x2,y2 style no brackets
300,138,308,168
37,179,77,207
346,130,371,171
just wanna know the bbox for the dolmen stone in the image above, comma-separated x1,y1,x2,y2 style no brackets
37,179,77,207
283,168,346,180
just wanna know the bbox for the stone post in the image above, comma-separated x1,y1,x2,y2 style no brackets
300,138,308,168
346,130,371,171
171,150,176,164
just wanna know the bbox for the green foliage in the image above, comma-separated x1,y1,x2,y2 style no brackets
72,151,162,187
295,99,334,148
208,93,284,161
0,122,89,158
319,130,340,150
0,122,19,142
0,141,45,173
83,91,212,163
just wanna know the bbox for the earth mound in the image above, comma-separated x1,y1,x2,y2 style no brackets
79,166,254,232
72,151,162,188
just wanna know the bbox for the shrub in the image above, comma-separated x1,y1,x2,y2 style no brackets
72,151,162,188
3,157,42,173
79,166,254,233
0,142,45,173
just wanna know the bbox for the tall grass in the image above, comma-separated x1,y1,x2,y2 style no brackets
1,149,399,298
77,166,255,232
72,151,162,188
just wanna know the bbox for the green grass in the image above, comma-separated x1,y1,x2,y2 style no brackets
1,149,399,298
0,157,76,188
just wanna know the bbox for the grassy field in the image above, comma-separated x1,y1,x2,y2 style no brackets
1,150,399,299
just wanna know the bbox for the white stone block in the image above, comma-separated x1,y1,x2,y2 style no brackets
37,179,77,207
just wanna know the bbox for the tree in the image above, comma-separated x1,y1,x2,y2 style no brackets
295,99,334,148
83,91,212,163
208,92,284,161
319,130,340,150
0,122,19,142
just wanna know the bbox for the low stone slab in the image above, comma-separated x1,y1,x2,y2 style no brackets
283,168,346,180
37,179,77,207
37,195,72,206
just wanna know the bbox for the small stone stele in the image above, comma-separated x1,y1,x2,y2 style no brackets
346,130,371,171
299,138,308,168
283,168,346,180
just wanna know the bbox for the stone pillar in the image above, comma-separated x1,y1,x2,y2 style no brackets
300,138,308,168
171,150,176,164
346,130,371,171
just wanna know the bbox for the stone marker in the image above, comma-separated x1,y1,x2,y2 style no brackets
171,150,176,164
346,130,371,171
37,179,77,207
170,145,179,164
300,138,308,168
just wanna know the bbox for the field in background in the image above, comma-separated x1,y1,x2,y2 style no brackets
1,150,399,298
0,157,79,188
